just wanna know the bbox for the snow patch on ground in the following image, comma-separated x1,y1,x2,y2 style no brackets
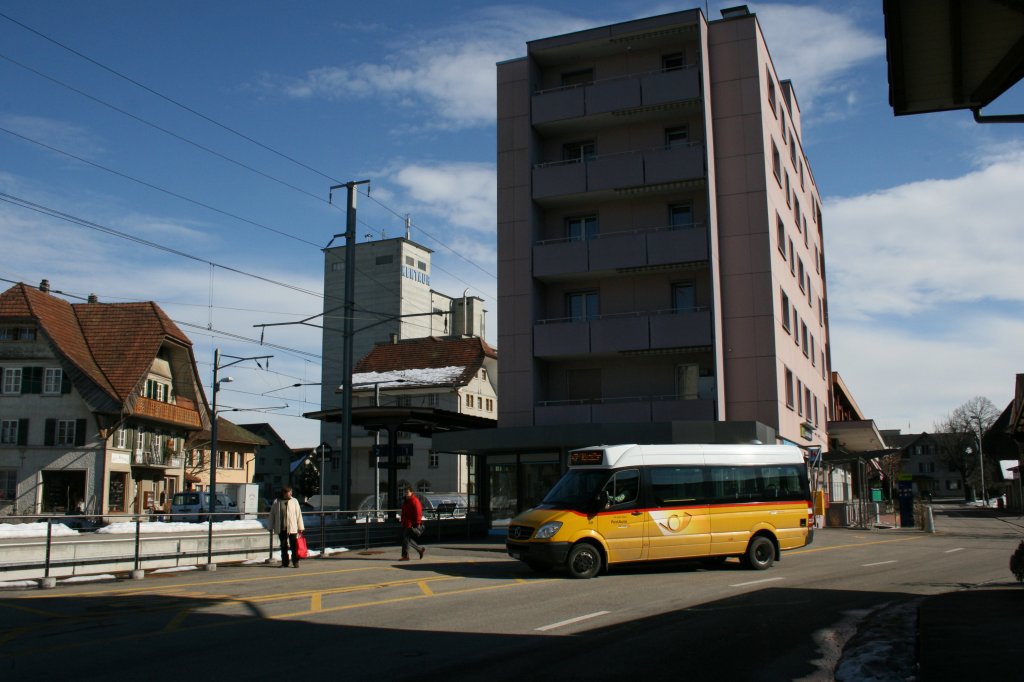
0,522,80,538
835,598,921,681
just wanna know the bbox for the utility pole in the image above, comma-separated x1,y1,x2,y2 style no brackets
329,179,369,511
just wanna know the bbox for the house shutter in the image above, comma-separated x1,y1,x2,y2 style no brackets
74,419,87,446
17,419,28,446
60,371,72,394
44,418,56,446
22,367,43,394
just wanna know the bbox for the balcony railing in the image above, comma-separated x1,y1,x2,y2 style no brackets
535,392,716,425
132,446,183,469
534,222,708,277
534,308,712,356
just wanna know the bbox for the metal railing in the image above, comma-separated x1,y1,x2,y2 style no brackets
0,508,487,584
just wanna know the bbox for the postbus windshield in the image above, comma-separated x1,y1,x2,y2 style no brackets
539,469,610,511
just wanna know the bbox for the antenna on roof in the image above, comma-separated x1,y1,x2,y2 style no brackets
405,214,411,240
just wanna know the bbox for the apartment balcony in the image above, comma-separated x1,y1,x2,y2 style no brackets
132,445,184,470
535,394,715,425
533,144,705,202
534,309,712,358
534,224,707,279
532,67,701,126
133,396,203,429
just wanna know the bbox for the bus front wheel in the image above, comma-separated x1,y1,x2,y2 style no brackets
743,535,775,570
566,543,602,579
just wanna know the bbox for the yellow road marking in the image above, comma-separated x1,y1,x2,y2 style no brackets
310,593,322,612
0,601,65,618
162,609,191,633
788,534,927,556
418,581,434,596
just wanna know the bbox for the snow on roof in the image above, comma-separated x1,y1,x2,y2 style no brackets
350,366,466,389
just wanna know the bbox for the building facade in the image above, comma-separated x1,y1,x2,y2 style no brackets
496,7,830,447
240,422,294,500
0,282,209,516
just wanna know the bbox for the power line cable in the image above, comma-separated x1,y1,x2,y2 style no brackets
0,10,345,186
0,51,330,206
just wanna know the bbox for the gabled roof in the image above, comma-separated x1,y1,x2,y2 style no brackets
238,422,291,450
0,283,196,408
187,416,268,448
353,336,497,388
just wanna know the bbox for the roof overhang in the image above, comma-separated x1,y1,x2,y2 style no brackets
303,406,495,437
828,419,890,453
884,0,1024,118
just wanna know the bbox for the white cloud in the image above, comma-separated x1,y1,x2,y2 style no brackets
0,114,106,159
391,162,496,232
261,6,599,130
826,150,1024,320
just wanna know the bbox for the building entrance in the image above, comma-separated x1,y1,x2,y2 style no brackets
41,470,86,513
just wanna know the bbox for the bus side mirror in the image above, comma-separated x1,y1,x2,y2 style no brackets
594,490,610,512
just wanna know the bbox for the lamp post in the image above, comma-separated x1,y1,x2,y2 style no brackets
205,348,271,570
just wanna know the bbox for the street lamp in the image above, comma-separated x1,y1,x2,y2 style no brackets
261,382,321,396
967,444,987,506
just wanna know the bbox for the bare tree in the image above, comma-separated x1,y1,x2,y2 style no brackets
933,396,1000,501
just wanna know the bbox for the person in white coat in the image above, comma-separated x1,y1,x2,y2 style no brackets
270,486,305,568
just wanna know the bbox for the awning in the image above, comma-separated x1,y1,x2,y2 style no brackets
303,406,495,437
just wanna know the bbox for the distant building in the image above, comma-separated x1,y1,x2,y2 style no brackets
184,416,266,493
239,422,294,498
319,235,489,506
883,430,964,499
0,281,208,516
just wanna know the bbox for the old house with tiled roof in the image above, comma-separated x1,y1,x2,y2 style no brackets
183,417,267,496
0,281,209,516
309,335,497,507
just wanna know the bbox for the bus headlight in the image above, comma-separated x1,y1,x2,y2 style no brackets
534,521,562,539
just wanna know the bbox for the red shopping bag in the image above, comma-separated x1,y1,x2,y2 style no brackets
296,532,309,559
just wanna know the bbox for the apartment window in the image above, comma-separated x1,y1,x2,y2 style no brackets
780,290,791,331
818,297,824,326
662,53,684,71
813,395,819,426
43,368,62,395
798,259,806,292
797,380,803,416
485,398,494,411
561,69,593,87
804,387,812,418
429,453,440,469
0,326,35,341
0,468,15,500
1,419,26,445
814,245,820,273
673,283,696,312
801,322,809,356
785,173,791,206
146,379,168,402
331,262,343,272
790,136,797,165
566,291,599,321
669,204,694,229
114,427,128,449
793,198,801,225
781,114,787,143
563,141,596,163
799,159,805,189
675,364,699,400
56,419,77,446
2,368,22,394
566,215,598,241
821,352,826,380
793,307,799,345
788,240,795,274
405,256,415,266
766,70,776,114
776,215,786,255
784,368,794,409
810,336,816,364
665,126,689,149
803,216,810,247
417,260,427,271
465,394,473,408
476,396,483,409
771,142,781,182
375,255,393,265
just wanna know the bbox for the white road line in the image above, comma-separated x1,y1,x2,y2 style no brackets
535,610,610,632
945,548,965,554
729,577,784,588
863,560,898,567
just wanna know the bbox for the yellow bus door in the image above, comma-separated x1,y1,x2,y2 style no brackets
596,469,645,563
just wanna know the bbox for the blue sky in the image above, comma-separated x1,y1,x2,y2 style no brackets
1,1,1022,447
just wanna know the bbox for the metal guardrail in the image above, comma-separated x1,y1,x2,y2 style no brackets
0,508,487,584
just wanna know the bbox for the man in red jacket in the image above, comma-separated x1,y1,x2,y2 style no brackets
400,486,425,561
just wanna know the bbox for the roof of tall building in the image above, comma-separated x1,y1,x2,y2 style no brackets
353,336,496,388
0,282,193,404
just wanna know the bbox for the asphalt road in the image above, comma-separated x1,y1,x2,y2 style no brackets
1,502,1020,681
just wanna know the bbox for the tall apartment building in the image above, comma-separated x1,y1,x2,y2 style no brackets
318,236,488,502
495,7,830,451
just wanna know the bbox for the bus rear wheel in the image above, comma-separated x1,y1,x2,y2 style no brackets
742,535,775,570
566,543,602,579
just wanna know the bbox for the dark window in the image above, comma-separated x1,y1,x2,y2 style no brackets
662,53,684,71
561,69,593,87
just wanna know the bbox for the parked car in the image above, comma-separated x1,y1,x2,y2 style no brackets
355,492,468,521
170,491,239,522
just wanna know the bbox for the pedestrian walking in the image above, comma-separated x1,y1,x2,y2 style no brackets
270,486,305,568
400,486,425,561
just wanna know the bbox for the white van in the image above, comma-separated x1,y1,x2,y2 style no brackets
170,491,239,522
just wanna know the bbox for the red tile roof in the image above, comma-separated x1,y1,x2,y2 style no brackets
354,336,497,386
0,283,196,406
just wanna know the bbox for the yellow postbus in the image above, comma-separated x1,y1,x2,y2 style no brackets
505,444,814,578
